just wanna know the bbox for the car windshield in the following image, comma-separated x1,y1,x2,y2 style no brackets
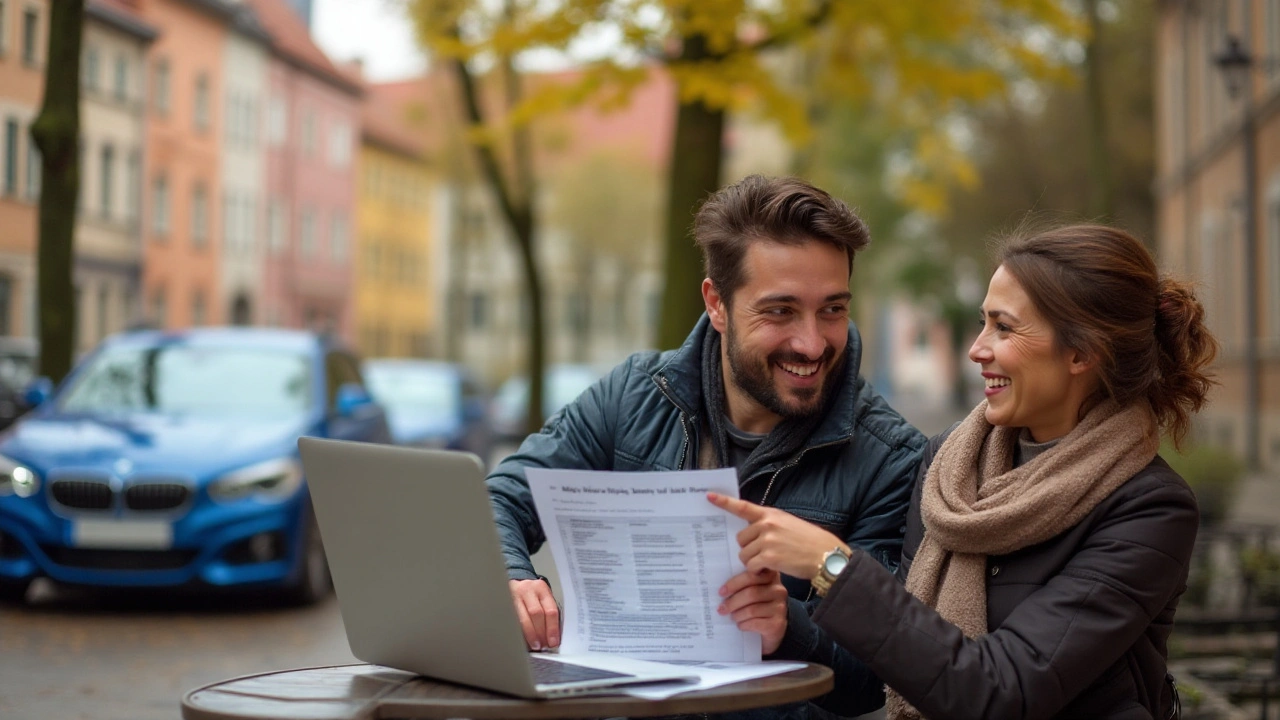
59,345,314,417
364,365,460,414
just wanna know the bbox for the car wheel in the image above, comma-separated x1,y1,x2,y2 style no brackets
284,509,331,606
0,578,31,605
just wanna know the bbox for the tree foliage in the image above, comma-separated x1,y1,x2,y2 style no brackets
408,0,1082,350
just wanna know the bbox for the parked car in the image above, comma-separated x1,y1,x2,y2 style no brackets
0,337,38,431
0,327,391,605
362,359,492,459
489,363,603,441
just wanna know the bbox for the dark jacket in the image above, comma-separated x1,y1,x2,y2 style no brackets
486,314,925,717
812,429,1199,720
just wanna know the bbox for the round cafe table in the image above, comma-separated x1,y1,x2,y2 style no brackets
181,662,834,720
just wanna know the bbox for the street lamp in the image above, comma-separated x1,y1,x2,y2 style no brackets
1212,34,1261,471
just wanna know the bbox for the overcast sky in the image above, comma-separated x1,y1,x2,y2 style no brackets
312,0,427,82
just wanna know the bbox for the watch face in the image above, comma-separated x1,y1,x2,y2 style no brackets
824,551,848,576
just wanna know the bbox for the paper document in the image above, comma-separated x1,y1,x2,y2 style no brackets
526,467,761,663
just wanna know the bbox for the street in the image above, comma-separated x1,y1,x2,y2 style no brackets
0,397,965,720
0,582,356,720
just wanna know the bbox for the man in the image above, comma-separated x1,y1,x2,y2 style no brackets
486,175,925,717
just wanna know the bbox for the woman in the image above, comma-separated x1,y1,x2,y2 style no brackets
711,224,1217,719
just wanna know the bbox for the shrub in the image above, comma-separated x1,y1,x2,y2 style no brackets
1160,440,1245,526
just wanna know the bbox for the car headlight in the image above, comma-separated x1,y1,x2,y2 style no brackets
0,455,38,498
209,458,303,503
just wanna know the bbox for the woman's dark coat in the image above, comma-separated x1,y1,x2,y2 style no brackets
813,431,1199,719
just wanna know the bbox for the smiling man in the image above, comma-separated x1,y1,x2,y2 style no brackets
485,175,925,719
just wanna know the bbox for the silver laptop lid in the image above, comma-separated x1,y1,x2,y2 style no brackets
298,437,540,697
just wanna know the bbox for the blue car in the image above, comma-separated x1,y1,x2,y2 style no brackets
362,359,492,459
0,328,391,604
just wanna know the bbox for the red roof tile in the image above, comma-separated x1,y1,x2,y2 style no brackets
241,0,361,94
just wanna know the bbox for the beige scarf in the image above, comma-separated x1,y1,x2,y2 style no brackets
884,399,1158,720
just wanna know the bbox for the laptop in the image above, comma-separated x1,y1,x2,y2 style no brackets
296,437,699,699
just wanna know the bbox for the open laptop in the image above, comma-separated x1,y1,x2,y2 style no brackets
297,437,698,699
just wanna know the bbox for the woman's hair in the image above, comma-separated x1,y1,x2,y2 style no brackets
996,223,1218,448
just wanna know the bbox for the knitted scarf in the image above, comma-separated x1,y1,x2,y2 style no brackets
885,398,1159,720
700,328,839,496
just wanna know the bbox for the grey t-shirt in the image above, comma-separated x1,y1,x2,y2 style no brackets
724,418,768,472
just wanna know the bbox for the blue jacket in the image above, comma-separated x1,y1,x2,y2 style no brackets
486,314,925,717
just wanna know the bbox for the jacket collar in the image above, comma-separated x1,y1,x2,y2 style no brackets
652,313,867,449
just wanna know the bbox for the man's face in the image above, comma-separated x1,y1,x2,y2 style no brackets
704,240,852,433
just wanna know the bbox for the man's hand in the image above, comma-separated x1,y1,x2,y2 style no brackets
719,568,789,655
509,578,560,650
708,492,847,580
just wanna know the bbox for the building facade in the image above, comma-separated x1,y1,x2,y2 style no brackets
0,0,47,337
245,0,359,342
136,0,230,330
355,85,435,358
219,4,269,326
1156,0,1280,469
76,0,156,352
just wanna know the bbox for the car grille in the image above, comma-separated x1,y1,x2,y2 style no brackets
124,484,189,511
50,480,113,510
40,546,198,571
49,478,192,513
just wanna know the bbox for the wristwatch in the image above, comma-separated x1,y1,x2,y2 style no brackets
811,546,851,597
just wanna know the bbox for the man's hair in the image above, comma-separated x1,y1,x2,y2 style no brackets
693,175,870,303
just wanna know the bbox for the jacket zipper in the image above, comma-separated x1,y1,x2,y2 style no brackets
654,376,691,470
757,437,848,506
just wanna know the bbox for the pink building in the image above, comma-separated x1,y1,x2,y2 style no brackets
243,0,360,341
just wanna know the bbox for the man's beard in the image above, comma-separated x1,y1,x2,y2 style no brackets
724,317,844,421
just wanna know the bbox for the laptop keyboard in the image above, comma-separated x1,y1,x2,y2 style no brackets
529,654,632,685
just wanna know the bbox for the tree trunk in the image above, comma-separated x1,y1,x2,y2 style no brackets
1084,0,1113,219
30,0,84,383
657,85,724,350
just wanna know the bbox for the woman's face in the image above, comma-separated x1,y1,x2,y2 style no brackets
968,265,1096,442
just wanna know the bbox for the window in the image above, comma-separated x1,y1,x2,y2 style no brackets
84,46,99,91
227,95,240,145
327,123,351,167
222,192,236,248
151,175,169,236
151,286,166,327
2,118,16,196
468,292,487,330
242,196,256,250
25,134,38,200
21,7,35,66
268,200,286,253
99,144,113,220
0,276,12,336
300,209,316,256
125,150,139,223
268,97,286,147
0,1,7,57
191,289,205,326
97,284,109,342
329,213,347,261
153,59,169,115
1270,194,1280,341
194,73,210,131
192,184,208,247
301,111,316,157
114,54,128,102
243,98,257,147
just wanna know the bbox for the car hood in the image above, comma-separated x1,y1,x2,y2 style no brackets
0,412,312,479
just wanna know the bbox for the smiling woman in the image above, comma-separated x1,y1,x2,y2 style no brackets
713,223,1220,720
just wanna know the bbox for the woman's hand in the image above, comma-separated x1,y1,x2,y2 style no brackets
708,492,849,580
718,568,789,654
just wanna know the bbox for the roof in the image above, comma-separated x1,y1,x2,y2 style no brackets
240,0,362,95
87,0,159,41
368,65,676,173
362,83,428,160
107,327,326,353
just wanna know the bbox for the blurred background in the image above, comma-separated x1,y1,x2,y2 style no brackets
1,0,1280,718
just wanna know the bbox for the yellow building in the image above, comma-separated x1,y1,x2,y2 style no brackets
355,85,436,358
